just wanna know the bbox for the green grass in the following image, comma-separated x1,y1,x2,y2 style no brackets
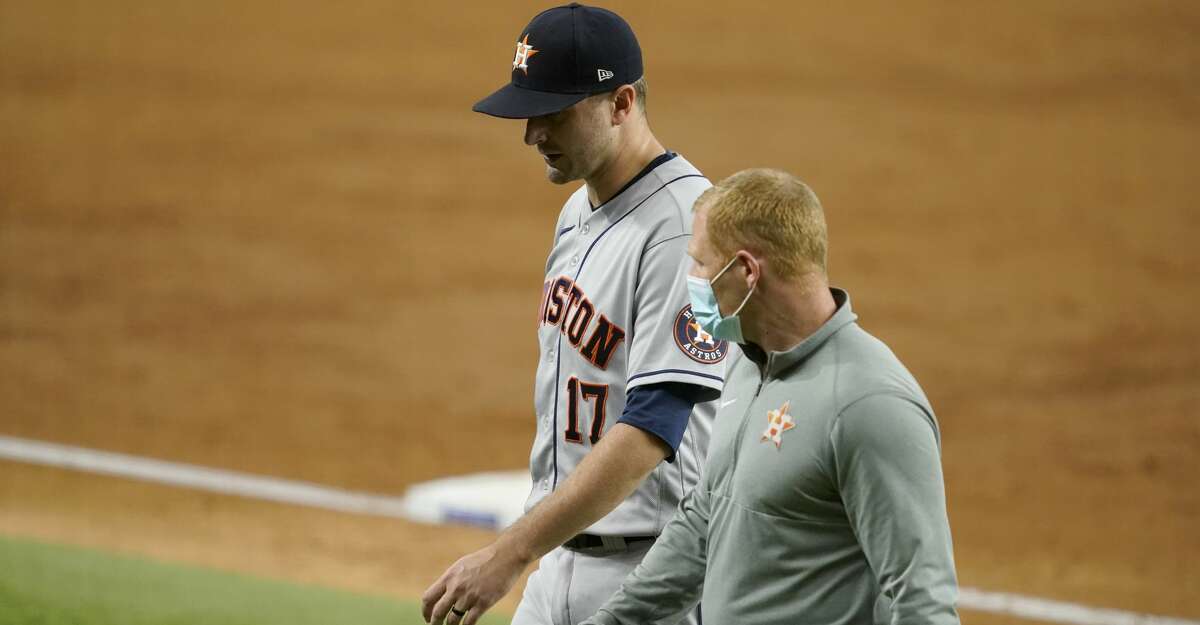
0,535,510,625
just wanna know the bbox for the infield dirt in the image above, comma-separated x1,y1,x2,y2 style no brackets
2,1,1198,621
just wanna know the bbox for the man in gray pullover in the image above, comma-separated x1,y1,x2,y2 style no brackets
582,169,959,625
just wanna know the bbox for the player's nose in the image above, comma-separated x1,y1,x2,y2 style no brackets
524,117,548,146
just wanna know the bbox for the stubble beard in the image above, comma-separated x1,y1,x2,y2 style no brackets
544,141,605,186
541,111,609,186
545,163,575,185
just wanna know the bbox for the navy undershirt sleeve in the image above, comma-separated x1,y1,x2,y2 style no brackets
616,382,716,463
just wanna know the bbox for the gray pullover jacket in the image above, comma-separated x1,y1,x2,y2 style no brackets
585,289,959,625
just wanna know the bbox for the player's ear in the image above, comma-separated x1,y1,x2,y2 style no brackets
737,251,762,288
610,84,637,125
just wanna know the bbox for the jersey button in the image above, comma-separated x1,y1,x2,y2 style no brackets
569,255,578,266
581,224,590,235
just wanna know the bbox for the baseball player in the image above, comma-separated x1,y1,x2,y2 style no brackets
420,4,726,625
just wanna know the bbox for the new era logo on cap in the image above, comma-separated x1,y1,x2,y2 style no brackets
473,3,645,119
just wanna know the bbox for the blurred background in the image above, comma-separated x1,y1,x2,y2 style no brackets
1,1,1197,623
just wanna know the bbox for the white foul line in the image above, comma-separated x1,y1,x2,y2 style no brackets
0,434,410,518
0,434,1196,625
957,588,1198,625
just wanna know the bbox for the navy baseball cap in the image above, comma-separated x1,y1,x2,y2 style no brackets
472,3,643,119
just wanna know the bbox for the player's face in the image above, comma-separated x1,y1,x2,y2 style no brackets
524,95,615,185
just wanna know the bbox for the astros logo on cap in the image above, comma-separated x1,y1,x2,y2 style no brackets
673,305,728,364
512,34,538,74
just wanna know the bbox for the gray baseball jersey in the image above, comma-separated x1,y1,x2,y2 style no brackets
528,153,726,537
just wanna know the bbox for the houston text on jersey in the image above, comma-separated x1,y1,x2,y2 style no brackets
538,275,627,369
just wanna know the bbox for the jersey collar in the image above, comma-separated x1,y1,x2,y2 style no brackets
589,150,677,212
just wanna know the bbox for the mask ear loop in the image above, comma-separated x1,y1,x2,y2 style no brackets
714,254,756,317
730,280,756,317
711,256,739,284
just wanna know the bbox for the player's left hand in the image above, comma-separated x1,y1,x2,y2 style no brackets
421,543,527,625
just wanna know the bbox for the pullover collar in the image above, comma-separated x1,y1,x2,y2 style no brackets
741,288,857,379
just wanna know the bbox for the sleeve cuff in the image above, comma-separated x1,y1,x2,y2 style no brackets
627,368,724,392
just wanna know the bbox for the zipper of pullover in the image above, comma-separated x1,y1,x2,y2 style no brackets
729,353,772,472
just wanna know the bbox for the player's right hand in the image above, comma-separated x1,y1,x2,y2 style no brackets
421,543,527,625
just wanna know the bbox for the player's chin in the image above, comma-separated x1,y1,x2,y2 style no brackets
545,165,575,185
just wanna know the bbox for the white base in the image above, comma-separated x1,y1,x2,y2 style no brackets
401,470,530,531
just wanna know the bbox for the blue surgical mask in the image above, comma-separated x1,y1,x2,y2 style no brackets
686,256,756,343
